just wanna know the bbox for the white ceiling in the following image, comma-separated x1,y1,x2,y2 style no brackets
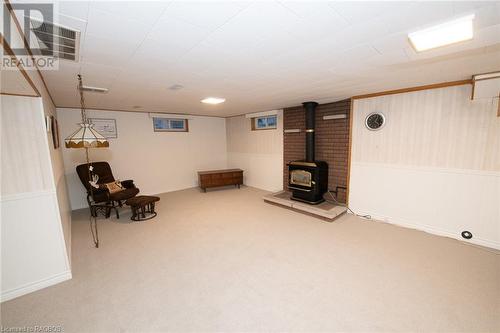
1,68,38,96
21,1,500,116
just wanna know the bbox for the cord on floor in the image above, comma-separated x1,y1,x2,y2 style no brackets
324,190,371,220
325,192,499,255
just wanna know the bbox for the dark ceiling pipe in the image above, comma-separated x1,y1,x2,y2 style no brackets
303,101,318,162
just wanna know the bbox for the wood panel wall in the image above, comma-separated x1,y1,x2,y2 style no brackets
352,85,499,171
1,96,53,195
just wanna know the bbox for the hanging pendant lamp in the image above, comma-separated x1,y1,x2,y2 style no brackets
64,74,109,148
64,123,109,148
64,74,109,248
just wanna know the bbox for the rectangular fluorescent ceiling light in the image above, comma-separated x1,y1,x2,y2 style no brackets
408,14,474,52
201,97,225,104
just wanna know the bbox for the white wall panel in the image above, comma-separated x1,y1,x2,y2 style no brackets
1,97,53,195
57,109,228,210
2,13,73,267
350,85,500,249
226,110,283,192
350,163,500,249
352,85,499,171
1,191,71,301
1,96,71,302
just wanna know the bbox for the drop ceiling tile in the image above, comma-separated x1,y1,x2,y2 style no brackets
36,2,500,116
90,1,168,23
53,13,87,34
163,1,249,30
328,45,381,73
80,62,123,88
371,34,411,65
147,16,212,51
172,40,273,78
81,33,139,66
56,1,90,21
453,1,494,16
324,19,394,53
221,30,301,63
197,3,302,50
42,61,82,87
261,38,341,74
372,33,408,54
329,1,416,24
50,87,80,106
369,49,409,67
280,1,350,43
217,1,302,38
130,38,190,67
385,2,455,35
199,25,267,51
285,17,349,44
280,1,340,20
85,7,153,44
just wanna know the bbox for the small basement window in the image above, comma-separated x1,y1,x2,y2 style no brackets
153,117,188,132
252,115,277,130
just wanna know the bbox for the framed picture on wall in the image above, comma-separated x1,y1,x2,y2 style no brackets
51,116,60,149
89,118,118,138
45,115,52,133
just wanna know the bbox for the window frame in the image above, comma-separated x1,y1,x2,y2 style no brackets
251,115,277,131
152,117,189,132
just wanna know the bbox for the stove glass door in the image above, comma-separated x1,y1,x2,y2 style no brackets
290,169,312,187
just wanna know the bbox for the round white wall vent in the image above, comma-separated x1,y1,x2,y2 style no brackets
365,112,385,131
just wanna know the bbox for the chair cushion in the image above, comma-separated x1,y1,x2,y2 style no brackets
121,179,136,189
108,187,140,201
103,181,124,194
92,187,139,203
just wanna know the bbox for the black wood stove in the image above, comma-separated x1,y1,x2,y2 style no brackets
288,102,328,204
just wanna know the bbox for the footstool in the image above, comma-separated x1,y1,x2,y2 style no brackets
125,195,160,221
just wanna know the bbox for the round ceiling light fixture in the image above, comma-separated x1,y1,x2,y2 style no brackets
201,97,226,105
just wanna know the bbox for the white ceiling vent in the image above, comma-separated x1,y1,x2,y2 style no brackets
168,84,184,91
30,19,80,61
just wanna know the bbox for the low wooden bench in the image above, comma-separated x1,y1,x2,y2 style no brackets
198,169,243,192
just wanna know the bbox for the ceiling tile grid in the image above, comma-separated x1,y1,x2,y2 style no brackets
21,0,500,117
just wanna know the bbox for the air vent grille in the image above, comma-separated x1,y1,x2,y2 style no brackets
169,84,184,91
30,19,80,61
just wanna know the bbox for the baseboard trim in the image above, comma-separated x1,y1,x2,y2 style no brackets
354,211,500,251
1,270,72,302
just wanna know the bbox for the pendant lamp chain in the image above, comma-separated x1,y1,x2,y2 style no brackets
79,74,99,248
78,74,87,123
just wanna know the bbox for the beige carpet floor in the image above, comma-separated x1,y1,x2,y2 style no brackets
2,186,499,332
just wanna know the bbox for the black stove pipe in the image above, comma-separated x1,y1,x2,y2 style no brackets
303,101,318,162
